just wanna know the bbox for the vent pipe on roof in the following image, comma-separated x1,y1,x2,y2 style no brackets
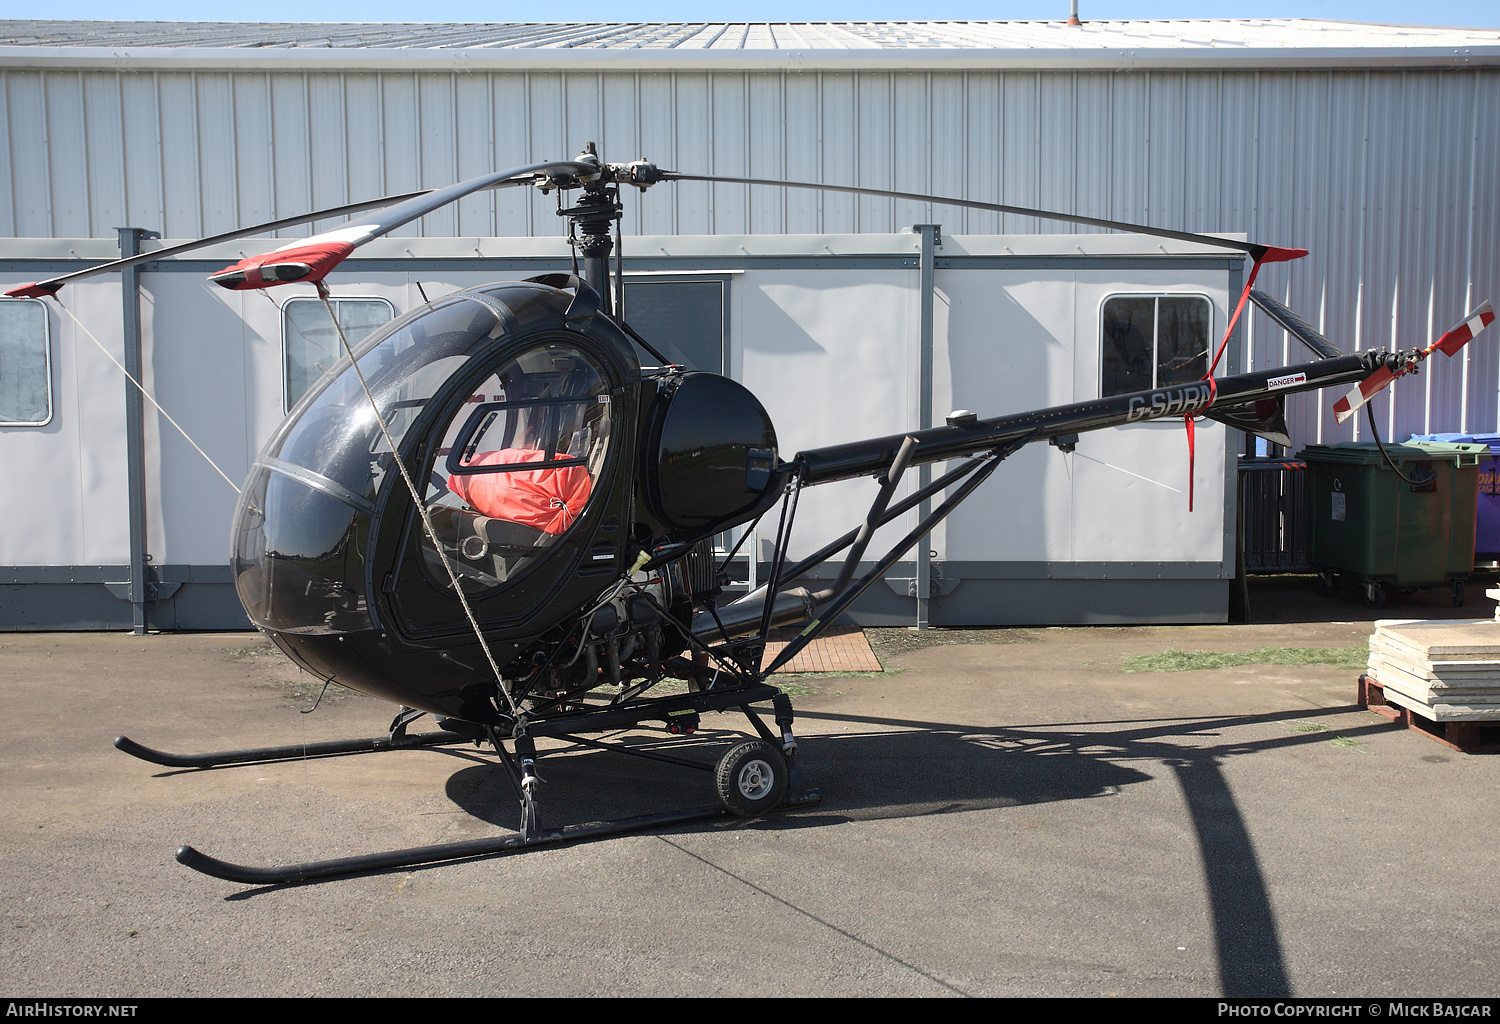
1068,1,1082,26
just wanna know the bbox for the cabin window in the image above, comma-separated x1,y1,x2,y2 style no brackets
1100,294,1213,398
419,341,614,593
621,278,727,372
282,296,396,411
0,298,51,426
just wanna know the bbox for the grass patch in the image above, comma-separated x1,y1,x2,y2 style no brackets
1122,646,1367,673
1290,722,1331,733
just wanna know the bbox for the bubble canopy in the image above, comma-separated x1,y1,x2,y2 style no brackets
231,279,639,644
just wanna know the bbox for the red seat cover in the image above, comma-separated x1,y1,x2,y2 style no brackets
447,448,593,535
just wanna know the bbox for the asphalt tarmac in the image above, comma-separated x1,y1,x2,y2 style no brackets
2,578,1497,998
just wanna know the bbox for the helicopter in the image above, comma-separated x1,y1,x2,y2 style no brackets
9,144,1493,885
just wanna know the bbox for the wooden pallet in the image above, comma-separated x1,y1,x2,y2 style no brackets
1358,674,1500,754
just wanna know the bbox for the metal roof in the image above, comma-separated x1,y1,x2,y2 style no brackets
2,18,1497,68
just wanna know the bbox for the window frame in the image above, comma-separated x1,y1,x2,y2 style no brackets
281,294,396,413
0,296,53,428
620,273,731,375
1098,291,1216,399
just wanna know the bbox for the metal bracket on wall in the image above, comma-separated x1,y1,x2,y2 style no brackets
104,577,181,603
883,573,960,599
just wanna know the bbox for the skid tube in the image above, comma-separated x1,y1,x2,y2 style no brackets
113,707,474,769
174,806,730,885
167,683,819,884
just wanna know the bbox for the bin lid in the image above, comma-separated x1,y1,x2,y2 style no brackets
1298,441,1489,466
1456,432,1500,458
1408,432,1475,444
1408,433,1500,458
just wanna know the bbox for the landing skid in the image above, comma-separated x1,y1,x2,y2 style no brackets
114,721,473,769
123,691,820,885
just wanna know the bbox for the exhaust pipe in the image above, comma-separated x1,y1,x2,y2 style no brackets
690,587,816,641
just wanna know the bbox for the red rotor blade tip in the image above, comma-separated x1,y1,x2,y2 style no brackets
5,282,62,299
209,240,355,291
1259,246,1309,264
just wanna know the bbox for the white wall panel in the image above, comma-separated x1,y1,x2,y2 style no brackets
855,72,892,233
1000,72,1039,235
343,73,384,226
0,65,1494,447
81,73,125,232
231,74,273,229
963,73,1000,236
7,73,48,236
157,73,199,239
491,74,533,238
0,74,12,237
818,73,856,233
892,72,929,230
746,73,784,235
268,74,309,235
194,73,237,237
43,73,88,238
673,73,712,235
1074,73,1111,232
418,73,457,238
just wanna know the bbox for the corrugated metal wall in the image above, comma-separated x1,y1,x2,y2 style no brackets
3,66,1497,445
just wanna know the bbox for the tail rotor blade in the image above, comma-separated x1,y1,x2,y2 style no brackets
1332,365,1396,425
1431,300,1495,357
1331,300,1493,425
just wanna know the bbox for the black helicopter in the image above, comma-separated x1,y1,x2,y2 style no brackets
10,145,1493,885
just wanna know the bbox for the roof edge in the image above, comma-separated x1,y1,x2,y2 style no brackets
3,44,1498,71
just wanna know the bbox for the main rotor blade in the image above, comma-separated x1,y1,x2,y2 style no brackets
209,160,595,291
662,171,1305,265
1332,300,1495,425
4,190,434,298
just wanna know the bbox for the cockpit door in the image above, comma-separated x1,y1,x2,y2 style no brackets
386,337,625,639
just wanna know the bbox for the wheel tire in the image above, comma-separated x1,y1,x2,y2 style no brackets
1363,583,1386,609
1316,571,1338,595
1451,580,1466,608
714,740,788,817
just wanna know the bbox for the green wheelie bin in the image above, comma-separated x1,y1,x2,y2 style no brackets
1297,441,1483,608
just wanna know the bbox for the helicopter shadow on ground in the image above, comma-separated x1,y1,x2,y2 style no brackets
440,702,1394,998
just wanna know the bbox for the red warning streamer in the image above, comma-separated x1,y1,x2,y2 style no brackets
1185,246,1306,511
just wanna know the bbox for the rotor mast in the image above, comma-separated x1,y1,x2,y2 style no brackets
553,144,623,315
546,146,670,318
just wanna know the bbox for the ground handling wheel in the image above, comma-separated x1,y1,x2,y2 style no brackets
1363,582,1387,609
1451,579,1466,608
714,740,788,816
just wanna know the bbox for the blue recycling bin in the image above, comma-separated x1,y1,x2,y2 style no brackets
1410,433,1500,558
